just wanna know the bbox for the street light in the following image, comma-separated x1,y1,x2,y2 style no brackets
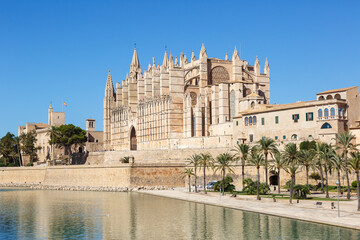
336,180,340,217
342,176,345,196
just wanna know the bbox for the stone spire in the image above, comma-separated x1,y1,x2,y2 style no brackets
191,50,195,62
169,51,174,68
225,53,228,61
175,57,179,67
131,47,140,70
184,53,188,64
199,43,207,58
264,57,270,76
232,46,240,62
105,69,114,95
180,52,184,67
255,56,260,75
162,50,169,68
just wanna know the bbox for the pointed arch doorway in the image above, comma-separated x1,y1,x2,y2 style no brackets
130,127,137,150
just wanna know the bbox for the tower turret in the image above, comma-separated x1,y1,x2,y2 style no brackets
254,56,260,76
264,58,270,77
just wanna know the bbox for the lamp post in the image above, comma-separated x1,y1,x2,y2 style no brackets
342,176,345,197
336,180,340,217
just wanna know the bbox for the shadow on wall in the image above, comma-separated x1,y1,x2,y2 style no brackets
72,151,89,165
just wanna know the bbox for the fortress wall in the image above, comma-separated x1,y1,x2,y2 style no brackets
0,167,46,184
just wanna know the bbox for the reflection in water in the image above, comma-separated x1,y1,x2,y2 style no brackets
0,188,359,239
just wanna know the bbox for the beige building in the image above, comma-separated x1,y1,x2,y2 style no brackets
104,45,270,151
233,86,360,146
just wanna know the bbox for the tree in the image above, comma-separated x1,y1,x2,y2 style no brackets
283,162,301,204
0,132,19,166
335,131,356,199
317,143,333,198
19,130,40,165
314,142,325,193
349,152,360,211
331,153,344,194
49,124,87,165
233,143,250,189
257,137,278,185
187,154,201,193
298,149,315,185
270,152,285,194
199,152,213,194
213,153,236,196
248,151,265,200
183,168,194,193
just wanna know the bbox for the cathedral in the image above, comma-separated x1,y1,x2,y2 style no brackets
103,44,270,151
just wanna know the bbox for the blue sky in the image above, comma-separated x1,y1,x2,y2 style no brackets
0,1,359,137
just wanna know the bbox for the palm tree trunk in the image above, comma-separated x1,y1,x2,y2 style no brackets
319,165,324,193
194,168,197,193
290,175,294,204
345,151,351,199
222,169,225,196
356,172,360,211
188,175,191,192
306,166,309,185
203,166,207,194
257,167,260,200
325,165,329,198
242,163,245,190
265,153,268,185
278,167,281,194
338,170,342,195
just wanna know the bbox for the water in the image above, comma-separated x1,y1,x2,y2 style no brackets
0,188,359,240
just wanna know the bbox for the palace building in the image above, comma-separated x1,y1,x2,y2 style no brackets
103,45,270,151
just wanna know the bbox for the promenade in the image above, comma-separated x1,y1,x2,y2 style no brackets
142,189,360,231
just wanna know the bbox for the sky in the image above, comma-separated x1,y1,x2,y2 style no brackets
0,0,359,137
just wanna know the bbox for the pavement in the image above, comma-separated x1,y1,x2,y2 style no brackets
140,188,360,231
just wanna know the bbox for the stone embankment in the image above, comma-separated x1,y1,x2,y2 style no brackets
0,183,174,192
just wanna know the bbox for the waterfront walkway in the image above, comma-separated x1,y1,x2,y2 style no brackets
141,189,360,230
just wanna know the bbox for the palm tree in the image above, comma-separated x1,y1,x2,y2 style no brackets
183,168,194,193
213,153,235,196
248,151,265,200
298,149,315,185
331,153,344,194
199,152,213,194
270,152,285,194
335,131,356,199
316,143,333,198
314,142,325,193
187,154,201,193
283,162,301,204
233,143,250,188
257,137,278,185
349,152,360,211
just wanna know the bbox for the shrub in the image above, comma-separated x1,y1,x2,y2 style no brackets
121,156,130,163
214,176,235,193
305,184,317,191
351,180,359,188
293,184,310,199
7,163,16,167
242,178,270,195
26,163,33,167
309,172,321,182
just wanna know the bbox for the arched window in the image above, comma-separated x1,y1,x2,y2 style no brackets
318,109,323,118
324,108,329,119
291,134,297,140
318,96,325,100
245,117,249,126
326,95,333,100
253,116,257,125
250,101,255,109
321,122,332,129
210,66,230,85
342,108,345,117
249,116,253,125
191,108,196,137
229,90,235,121
334,94,341,99
330,108,335,118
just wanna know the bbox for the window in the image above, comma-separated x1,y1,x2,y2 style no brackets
249,116,253,125
338,107,341,117
253,116,257,125
306,112,313,121
275,136,278,140
321,122,332,129
283,135,286,139
308,135,312,138
236,121,238,126
324,108,329,119
342,108,345,117
261,118,265,125
275,116,279,124
318,109,323,119
330,108,335,118
245,117,249,126
249,134,254,142
291,134,297,140
292,114,299,122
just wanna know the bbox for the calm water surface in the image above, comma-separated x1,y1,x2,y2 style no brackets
0,188,359,240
